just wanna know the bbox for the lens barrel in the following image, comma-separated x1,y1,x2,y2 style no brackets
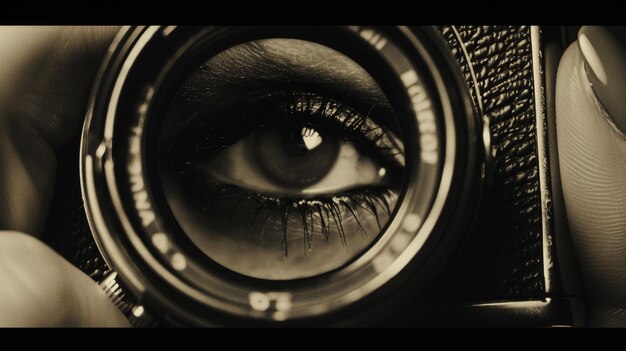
81,26,485,325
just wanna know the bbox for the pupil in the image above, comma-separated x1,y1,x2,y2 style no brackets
253,123,340,189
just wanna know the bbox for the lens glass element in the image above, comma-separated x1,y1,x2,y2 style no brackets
158,39,405,280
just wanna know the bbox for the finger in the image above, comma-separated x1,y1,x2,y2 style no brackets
0,231,129,327
556,27,626,326
0,26,119,236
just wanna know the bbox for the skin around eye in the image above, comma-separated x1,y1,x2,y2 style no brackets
172,38,396,130
160,170,400,280
160,96,404,279
158,39,405,280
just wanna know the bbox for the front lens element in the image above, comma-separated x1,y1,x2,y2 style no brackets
158,39,406,280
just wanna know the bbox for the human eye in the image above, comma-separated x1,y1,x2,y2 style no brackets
204,92,403,197
158,39,405,280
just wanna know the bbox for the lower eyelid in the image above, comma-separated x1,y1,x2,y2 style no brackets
165,164,399,264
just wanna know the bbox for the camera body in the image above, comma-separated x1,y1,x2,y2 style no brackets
42,26,582,326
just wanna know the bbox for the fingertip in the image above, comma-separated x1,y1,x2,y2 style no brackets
578,26,626,133
556,38,626,322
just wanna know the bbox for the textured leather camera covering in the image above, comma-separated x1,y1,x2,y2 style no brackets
437,26,545,301
42,26,546,307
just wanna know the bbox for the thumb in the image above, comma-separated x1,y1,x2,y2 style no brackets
556,26,626,326
0,231,129,326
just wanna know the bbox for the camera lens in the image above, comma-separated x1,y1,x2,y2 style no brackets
81,26,484,325
157,39,404,280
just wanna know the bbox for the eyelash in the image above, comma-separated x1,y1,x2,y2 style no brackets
282,92,399,159
204,183,397,256
164,91,402,174
164,90,404,255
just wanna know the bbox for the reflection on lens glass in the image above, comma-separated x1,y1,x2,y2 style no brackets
158,39,405,280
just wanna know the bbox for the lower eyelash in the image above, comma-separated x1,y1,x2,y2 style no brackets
209,185,396,257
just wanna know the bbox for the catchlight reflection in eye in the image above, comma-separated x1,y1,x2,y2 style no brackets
301,127,322,150
158,38,406,280
205,115,395,196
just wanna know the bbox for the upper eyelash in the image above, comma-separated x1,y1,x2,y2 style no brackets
285,92,406,170
163,90,404,173
272,92,404,165
162,90,404,255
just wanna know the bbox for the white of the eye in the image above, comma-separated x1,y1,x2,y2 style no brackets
205,138,386,196
300,142,384,195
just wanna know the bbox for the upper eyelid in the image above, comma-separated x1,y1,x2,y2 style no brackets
213,39,368,82
179,39,393,117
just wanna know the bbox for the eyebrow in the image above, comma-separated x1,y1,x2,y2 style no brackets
174,38,397,130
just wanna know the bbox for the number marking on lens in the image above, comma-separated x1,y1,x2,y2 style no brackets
132,305,145,318
128,126,155,226
171,253,187,271
403,213,422,233
358,29,387,51
248,292,293,313
151,232,170,253
401,70,438,164
390,232,412,252
249,292,270,311
162,26,176,37
372,249,394,273
273,311,287,321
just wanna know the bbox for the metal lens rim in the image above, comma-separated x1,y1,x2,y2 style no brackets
80,26,479,325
